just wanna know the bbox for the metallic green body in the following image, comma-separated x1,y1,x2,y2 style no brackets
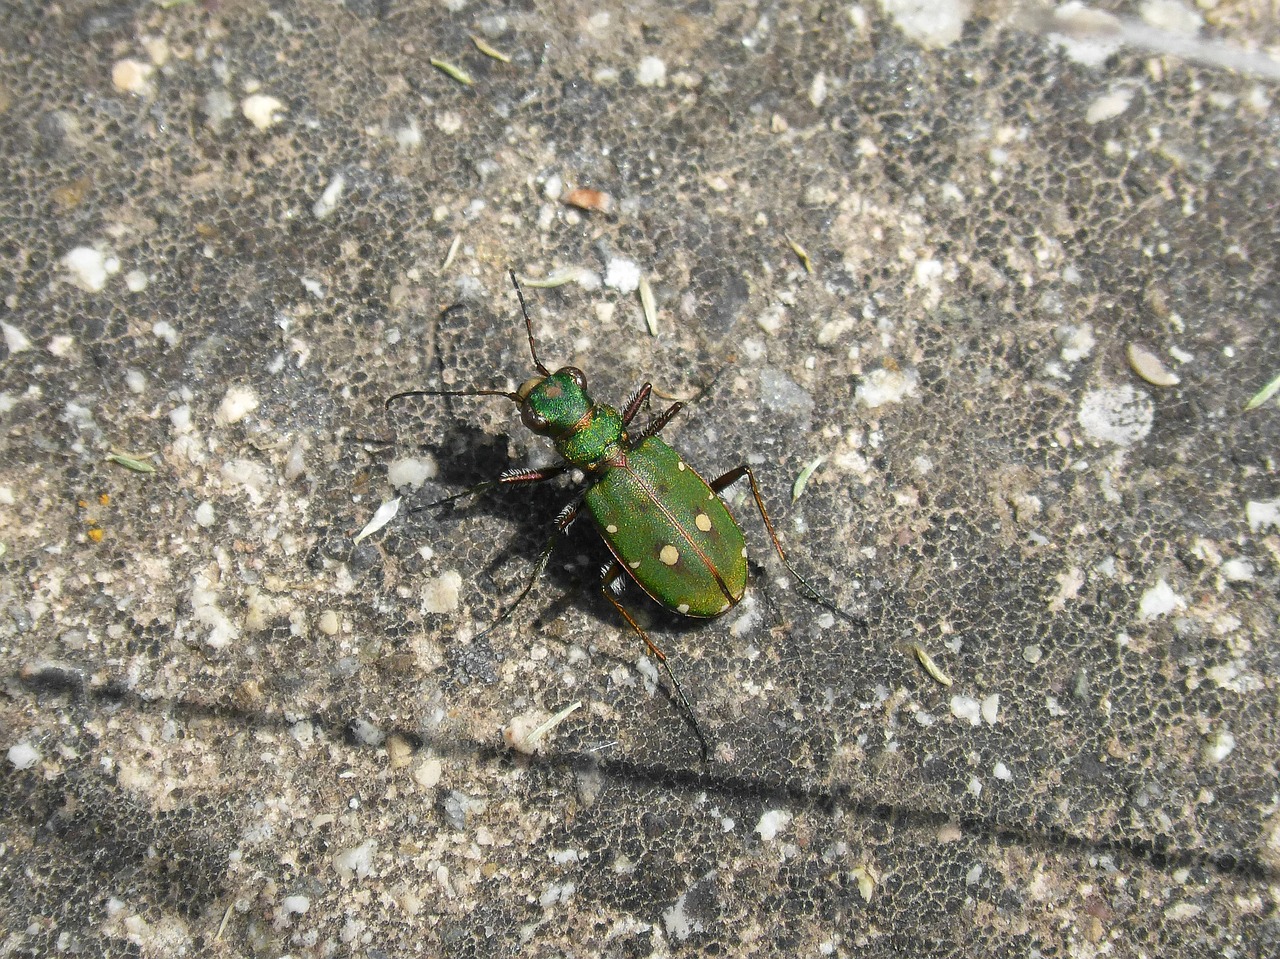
521,369,748,618
585,437,747,617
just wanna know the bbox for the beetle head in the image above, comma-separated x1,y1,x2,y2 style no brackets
517,367,589,436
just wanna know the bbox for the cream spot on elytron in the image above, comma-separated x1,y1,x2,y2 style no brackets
629,560,641,569
677,461,686,471
718,601,731,613
695,511,712,532
606,524,618,533
741,547,748,557
659,544,679,566
677,603,690,614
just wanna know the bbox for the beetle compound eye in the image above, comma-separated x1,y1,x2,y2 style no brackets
564,367,587,389
521,405,550,433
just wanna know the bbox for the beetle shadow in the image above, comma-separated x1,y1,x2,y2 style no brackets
388,414,617,616
382,407,812,753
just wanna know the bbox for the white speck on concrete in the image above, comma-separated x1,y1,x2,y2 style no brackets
353,498,401,544
1077,385,1153,446
414,755,443,788
756,304,787,336
756,809,792,840
242,93,285,131
215,386,260,426
880,0,972,49
350,719,385,747
1202,728,1235,764
395,118,422,151
62,246,112,292
47,335,74,358
221,459,271,502
388,456,438,489
1165,901,1203,922
191,572,240,650
112,58,153,94
603,258,642,295
313,172,346,219
981,693,1000,725
1220,558,1254,582
636,56,667,87
1086,86,1135,124
1137,579,1186,620
1054,323,1096,363
153,320,178,346
855,366,919,409
809,71,828,108
538,880,577,907
435,111,462,135
168,404,192,433
663,882,708,941
202,89,236,130
2,322,32,354
194,501,216,527
422,571,462,614
951,695,982,726
1246,498,1280,532
333,839,377,880
8,742,40,769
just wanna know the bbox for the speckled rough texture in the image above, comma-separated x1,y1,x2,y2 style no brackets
2,1,1278,956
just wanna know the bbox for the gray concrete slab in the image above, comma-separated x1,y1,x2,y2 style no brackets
2,1,1277,955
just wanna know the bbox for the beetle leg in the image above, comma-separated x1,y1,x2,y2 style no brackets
409,465,569,514
600,561,711,761
710,465,866,629
500,465,569,485
621,381,683,443
629,401,683,445
620,382,653,425
475,497,582,640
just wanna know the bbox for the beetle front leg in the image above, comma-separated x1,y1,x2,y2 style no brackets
711,465,866,628
620,382,653,425
600,562,711,761
620,382,683,443
411,465,570,515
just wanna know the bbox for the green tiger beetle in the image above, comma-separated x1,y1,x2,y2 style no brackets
386,271,861,759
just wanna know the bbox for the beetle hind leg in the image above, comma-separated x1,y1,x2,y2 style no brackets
711,464,866,629
600,562,711,761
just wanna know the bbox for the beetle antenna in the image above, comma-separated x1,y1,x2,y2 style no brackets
384,387,520,411
509,269,550,377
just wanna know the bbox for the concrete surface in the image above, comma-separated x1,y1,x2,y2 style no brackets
2,1,1278,956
